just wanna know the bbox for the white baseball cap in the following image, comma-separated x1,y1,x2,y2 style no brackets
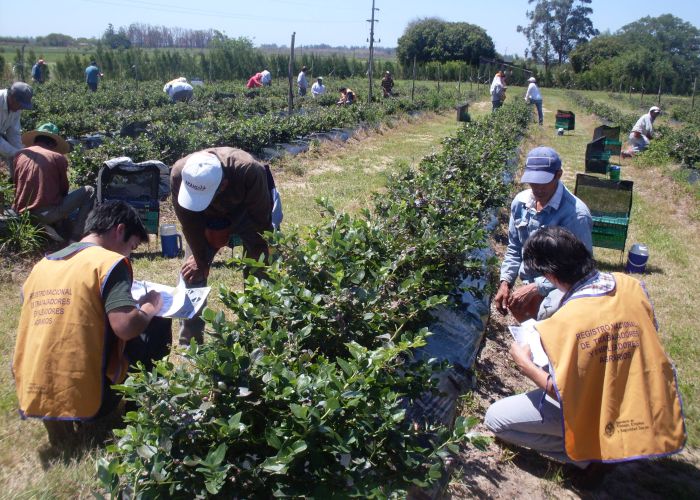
178,152,223,212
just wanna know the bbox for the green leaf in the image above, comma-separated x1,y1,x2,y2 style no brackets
207,443,227,466
136,444,157,460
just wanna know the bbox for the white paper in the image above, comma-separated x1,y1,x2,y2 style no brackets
132,280,210,319
508,319,549,368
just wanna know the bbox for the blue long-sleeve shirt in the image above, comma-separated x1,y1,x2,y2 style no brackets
500,182,593,296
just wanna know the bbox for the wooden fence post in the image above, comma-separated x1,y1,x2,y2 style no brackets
411,55,416,103
288,32,295,115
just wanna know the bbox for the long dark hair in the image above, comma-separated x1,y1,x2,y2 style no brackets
523,226,595,286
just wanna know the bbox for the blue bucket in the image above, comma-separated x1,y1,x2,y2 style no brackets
626,243,649,273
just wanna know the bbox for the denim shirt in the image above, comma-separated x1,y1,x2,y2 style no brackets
500,182,593,295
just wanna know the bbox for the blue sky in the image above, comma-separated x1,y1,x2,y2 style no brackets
1,0,699,56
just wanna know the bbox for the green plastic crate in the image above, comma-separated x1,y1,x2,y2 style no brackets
591,215,629,251
604,139,622,156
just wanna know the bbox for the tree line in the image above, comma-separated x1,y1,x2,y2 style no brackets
47,36,528,86
516,1,699,94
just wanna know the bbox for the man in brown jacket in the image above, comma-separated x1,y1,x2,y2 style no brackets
13,123,95,241
171,147,272,345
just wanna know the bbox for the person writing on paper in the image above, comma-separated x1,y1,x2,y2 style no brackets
485,227,685,468
12,201,166,447
171,148,280,346
493,146,592,321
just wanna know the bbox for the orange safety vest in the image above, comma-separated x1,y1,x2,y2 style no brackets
536,272,685,462
13,244,131,420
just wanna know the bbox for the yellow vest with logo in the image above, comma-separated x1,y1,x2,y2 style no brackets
13,245,131,419
536,273,685,462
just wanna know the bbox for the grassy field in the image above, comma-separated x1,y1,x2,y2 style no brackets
0,86,698,497
521,87,700,447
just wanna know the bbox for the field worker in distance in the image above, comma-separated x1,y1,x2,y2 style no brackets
0,82,33,171
381,70,394,97
623,106,661,156
297,65,309,96
13,201,166,448
524,76,543,125
13,123,95,242
164,77,194,102
32,59,47,84
260,69,272,86
337,87,355,105
494,146,592,322
85,60,103,92
486,226,685,468
246,72,264,89
490,70,506,111
311,76,326,97
171,148,281,346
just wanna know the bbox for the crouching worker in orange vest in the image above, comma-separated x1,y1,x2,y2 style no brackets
485,226,685,468
12,200,169,448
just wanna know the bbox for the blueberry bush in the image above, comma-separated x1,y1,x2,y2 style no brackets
97,101,531,497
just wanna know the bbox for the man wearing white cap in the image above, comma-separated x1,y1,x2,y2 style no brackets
171,147,274,345
524,76,543,125
625,106,661,155
0,82,33,169
494,146,592,321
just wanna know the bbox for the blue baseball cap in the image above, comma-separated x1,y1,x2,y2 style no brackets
521,146,562,184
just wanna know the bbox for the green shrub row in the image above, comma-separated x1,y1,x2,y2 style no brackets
21,80,470,187
97,101,532,498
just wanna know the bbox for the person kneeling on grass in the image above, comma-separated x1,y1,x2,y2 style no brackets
485,226,685,469
12,201,170,447
623,106,661,157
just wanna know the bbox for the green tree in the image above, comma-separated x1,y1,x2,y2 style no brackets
397,18,495,66
102,23,131,49
570,14,700,94
518,0,598,69
36,33,75,47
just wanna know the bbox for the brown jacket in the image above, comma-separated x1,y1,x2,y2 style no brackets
171,147,272,267
13,145,69,212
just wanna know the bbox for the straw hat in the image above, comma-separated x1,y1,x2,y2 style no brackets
22,123,71,155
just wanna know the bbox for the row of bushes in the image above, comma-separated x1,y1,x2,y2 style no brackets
20,81,467,187
567,91,700,168
97,101,532,497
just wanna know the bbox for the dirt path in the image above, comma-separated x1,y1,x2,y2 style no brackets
447,91,700,499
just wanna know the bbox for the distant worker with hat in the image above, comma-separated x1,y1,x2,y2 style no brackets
171,147,281,345
381,70,394,98
32,59,47,84
85,61,103,92
311,76,326,97
490,71,507,111
297,66,309,96
13,123,95,242
624,106,661,156
246,72,264,89
260,69,272,86
493,146,592,322
163,77,194,102
524,76,543,125
0,82,33,171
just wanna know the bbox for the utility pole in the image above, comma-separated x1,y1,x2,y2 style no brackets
367,0,379,104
